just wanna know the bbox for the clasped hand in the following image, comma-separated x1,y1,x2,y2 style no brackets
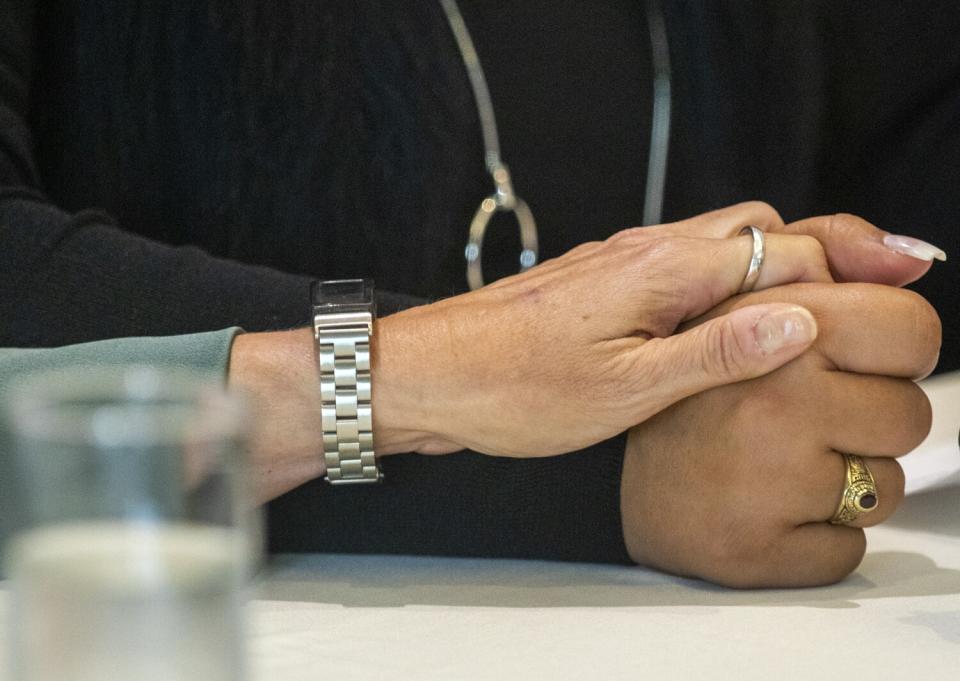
230,201,941,588
376,202,836,457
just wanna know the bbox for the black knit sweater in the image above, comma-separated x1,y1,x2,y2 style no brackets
1,1,957,563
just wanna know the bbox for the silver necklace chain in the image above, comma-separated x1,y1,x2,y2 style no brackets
642,0,672,228
440,0,671,290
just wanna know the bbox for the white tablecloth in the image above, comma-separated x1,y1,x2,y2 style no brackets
250,371,960,681
4,373,960,680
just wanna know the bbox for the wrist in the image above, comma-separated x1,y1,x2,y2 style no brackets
227,328,327,503
372,311,462,455
228,311,459,501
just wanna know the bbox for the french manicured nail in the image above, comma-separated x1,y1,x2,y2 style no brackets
883,234,947,262
755,306,817,354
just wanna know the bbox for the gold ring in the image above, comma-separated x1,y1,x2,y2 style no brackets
829,453,879,525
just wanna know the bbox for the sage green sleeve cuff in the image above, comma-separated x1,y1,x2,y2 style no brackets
0,328,242,396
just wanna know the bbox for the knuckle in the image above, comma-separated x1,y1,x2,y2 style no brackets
900,382,934,451
895,288,942,369
705,531,777,589
702,317,750,380
793,234,832,281
616,235,694,292
794,232,823,252
914,302,942,369
740,200,784,229
701,535,752,585
796,233,828,263
607,348,656,405
607,226,647,243
632,234,680,258
851,284,942,376
566,240,603,257
716,529,867,589
887,461,906,508
817,531,867,586
826,212,874,238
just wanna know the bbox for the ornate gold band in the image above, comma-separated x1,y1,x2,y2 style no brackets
829,453,879,525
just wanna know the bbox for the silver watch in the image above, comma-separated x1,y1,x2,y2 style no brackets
312,279,382,484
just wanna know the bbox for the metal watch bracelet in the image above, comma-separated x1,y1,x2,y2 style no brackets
312,279,382,484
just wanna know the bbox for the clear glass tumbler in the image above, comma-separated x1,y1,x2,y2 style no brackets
1,366,257,681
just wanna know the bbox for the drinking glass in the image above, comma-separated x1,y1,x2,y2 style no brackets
1,366,257,681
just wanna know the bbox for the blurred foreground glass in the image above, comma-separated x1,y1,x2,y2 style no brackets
1,367,257,681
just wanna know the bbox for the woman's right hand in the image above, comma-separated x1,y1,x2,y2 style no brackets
619,280,939,588
373,202,833,458
232,203,937,501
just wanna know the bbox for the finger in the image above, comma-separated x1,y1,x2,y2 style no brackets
803,454,905,529
780,214,939,287
664,233,834,321
637,303,818,410
792,284,941,379
685,283,942,379
515,205,821,302
821,373,933,458
797,452,903,528
704,523,866,589
727,232,834,293
493,233,833,334
610,200,785,241
616,207,941,289
755,524,866,588
611,234,833,331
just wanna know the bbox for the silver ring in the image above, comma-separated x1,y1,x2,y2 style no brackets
737,226,765,293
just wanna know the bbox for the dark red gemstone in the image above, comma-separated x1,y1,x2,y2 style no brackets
860,494,877,510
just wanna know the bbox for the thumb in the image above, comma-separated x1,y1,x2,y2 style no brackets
644,303,818,406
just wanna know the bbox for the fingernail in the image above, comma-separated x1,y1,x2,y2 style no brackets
755,306,817,354
883,234,947,262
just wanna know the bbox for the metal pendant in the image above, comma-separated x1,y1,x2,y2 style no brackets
464,164,539,290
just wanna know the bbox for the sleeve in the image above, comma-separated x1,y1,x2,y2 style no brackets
0,2,422,347
0,327,240,564
0,327,240,394
821,1,960,372
0,1,631,564
267,434,631,565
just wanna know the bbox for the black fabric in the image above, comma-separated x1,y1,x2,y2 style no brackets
269,435,628,562
1,1,958,563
